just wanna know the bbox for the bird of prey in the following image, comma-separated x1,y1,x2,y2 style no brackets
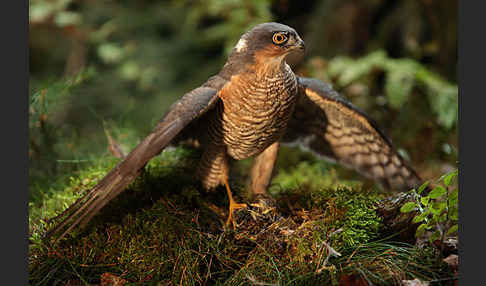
47,22,423,240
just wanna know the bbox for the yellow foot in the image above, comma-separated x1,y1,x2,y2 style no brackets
226,201,247,229
224,179,247,229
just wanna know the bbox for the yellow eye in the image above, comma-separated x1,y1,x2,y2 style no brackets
272,32,288,45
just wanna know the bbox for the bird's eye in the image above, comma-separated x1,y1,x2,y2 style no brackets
272,32,288,45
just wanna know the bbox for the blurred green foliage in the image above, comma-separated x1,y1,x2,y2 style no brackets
30,0,81,27
326,50,458,129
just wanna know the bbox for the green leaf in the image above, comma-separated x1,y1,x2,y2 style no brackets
448,199,458,216
431,201,446,212
384,60,417,108
412,212,428,224
447,224,458,235
441,213,449,222
328,50,387,86
416,223,428,237
449,206,459,221
400,202,417,213
417,181,430,194
420,196,430,206
429,230,441,243
417,67,458,129
435,87,458,129
428,186,447,199
448,188,458,205
443,170,458,187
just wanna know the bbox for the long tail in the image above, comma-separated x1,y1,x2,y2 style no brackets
45,119,183,242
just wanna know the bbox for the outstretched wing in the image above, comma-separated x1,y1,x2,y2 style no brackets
46,78,225,241
282,77,422,191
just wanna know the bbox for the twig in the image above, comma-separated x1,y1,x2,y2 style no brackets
316,241,342,273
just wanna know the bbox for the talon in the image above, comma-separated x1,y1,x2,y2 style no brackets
224,179,247,229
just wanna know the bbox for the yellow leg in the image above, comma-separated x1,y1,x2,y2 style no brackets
224,178,247,229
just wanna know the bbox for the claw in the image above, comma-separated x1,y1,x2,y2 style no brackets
224,179,247,229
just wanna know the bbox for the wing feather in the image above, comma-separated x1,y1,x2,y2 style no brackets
282,77,422,191
46,84,222,241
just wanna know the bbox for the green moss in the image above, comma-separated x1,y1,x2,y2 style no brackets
29,147,453,285
317,187,382,248
29,156,120,242
270,156,383,249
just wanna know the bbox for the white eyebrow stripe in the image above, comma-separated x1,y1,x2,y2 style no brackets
235,38,248,52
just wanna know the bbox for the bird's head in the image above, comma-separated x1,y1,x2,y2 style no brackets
227,23,305,73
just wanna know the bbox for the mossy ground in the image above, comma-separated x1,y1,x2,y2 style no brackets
29,146,453,285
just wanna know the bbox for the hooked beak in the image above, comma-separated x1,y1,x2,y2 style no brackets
295,39,305,51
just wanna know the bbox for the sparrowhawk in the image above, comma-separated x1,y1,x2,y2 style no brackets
48,22,423,240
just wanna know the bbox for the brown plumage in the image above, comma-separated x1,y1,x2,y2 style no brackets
47,22,423,241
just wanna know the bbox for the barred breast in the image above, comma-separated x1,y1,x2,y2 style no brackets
214,64,298,160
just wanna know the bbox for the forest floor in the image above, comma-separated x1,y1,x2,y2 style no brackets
28,146,457,285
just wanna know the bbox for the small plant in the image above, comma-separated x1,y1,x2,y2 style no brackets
400,169,458,248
